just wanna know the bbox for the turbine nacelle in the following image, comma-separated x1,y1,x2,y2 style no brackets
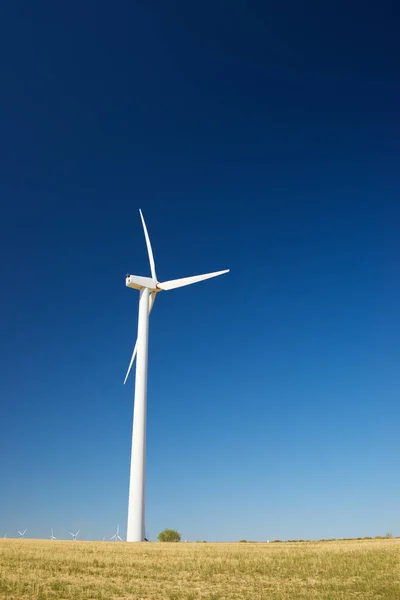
126,275,158,292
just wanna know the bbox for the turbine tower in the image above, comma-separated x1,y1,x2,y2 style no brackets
124,210,229,542
50,529,56,540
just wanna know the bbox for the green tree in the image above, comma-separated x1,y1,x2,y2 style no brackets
158,529,181,542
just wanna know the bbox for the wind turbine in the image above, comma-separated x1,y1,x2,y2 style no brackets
50,529,56,540
124,209,229,542
110,524,123,542
17,529,27,539
3,533,7,538
69,530,80,541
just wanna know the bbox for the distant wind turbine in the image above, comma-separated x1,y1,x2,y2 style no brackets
3,533,7,538
124,210,229,542
50,529,56,540
18,529,27,538
110,524,123,542
69,530,80,541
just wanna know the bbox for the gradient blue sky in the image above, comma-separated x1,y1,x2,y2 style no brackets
0,1,399,541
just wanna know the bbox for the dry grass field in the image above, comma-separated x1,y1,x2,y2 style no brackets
1,538,399,600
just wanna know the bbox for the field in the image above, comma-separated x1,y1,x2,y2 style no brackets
1,538,399,600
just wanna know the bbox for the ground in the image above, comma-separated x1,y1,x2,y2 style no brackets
1,538,399,599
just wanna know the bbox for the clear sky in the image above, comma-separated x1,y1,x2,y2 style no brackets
0,1,399,542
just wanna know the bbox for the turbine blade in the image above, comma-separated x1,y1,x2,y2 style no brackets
123,339,138,385
157,269,229,291
139,209,157,281
123,292,157,384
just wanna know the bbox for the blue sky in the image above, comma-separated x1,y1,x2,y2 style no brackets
0,1,399,541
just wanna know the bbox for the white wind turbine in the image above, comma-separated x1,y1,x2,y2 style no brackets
124,209,229,542
69,530,80,541
17,529,27,539
110,524,123,542
50,529,56,540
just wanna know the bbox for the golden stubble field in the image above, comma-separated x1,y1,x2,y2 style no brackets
0,538,399,600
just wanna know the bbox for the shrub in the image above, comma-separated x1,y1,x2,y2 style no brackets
158,529,181,542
